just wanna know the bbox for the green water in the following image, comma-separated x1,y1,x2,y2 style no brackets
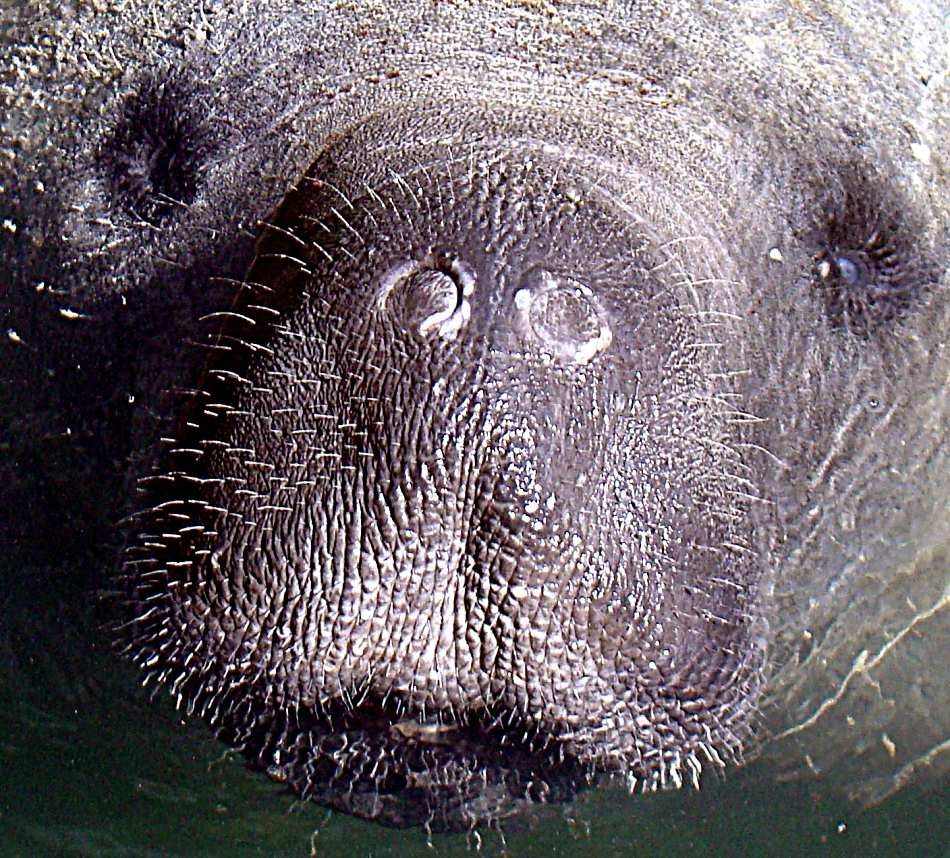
0,573,945,858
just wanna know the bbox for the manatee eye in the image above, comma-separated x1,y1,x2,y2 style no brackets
100,74,210,224
378,253,474,340
827,253,865,286
514,269,612,365
809,171,937,334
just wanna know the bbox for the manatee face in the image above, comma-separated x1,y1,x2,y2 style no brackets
3,0,948,836
119,105,765,825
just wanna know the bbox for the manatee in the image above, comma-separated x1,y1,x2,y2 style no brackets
1,0,947,837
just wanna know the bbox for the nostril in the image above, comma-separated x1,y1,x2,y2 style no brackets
378,253,476,340
514,269,612,365
402,268,461,333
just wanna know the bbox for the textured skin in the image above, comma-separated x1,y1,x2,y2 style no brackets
1,0,948,831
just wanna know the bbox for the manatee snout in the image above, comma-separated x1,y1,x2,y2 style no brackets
120,104,764,828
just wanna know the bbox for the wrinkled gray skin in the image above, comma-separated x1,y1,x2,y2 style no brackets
2,0,948,833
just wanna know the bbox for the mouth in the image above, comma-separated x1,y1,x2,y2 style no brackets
222,694,588,831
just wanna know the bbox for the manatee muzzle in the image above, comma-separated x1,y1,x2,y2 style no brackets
119,103,764,829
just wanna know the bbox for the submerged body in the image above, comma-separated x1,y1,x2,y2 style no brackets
2,0,947,831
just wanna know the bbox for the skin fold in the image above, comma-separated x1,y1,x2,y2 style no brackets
1,0,947,833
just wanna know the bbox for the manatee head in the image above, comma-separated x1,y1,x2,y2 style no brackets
4,0,944,839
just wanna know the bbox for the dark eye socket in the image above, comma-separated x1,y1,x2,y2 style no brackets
809,169,938,335
100,73,212,225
